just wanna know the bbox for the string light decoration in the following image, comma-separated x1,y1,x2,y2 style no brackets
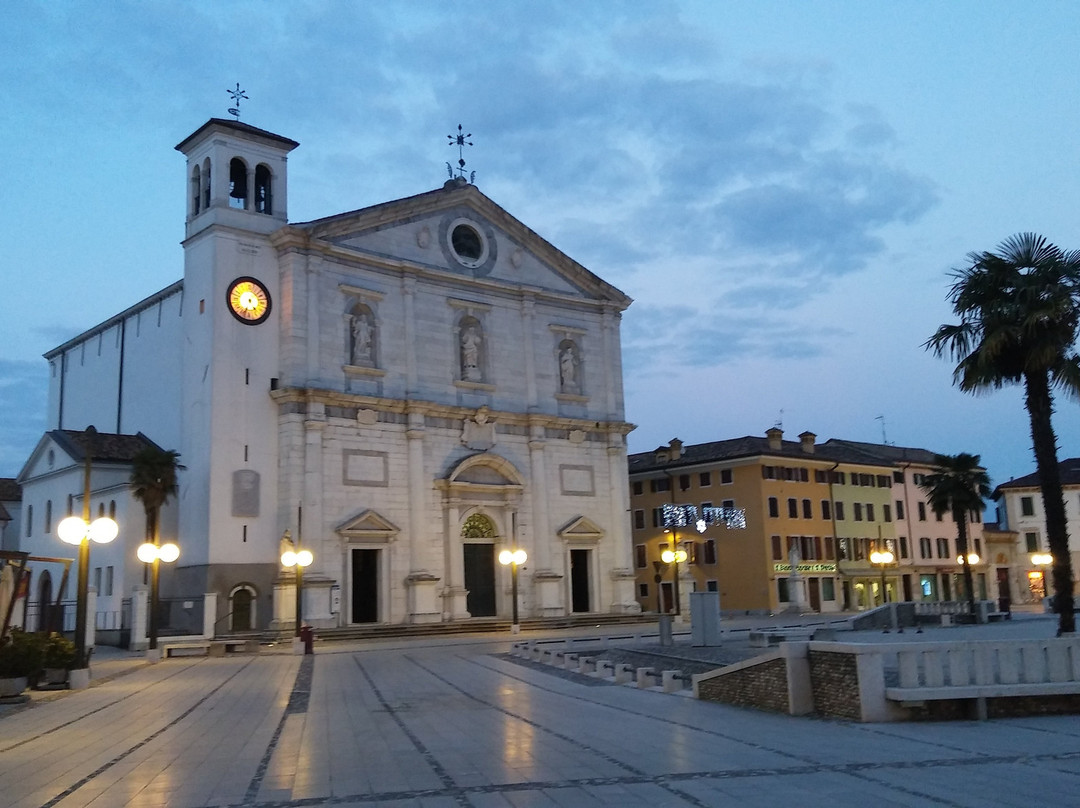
662,503,747,532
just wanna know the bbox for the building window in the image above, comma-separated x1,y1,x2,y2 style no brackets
720,469,733,484
876,475,891,488
679,474,691,491
229,157,248,209
44,500,52,533
701,501,713,511
1025,532,1039,553
700,471,712,487
919,537,931,559
109,500,116,519
974,538,982,557
899,536,909,559
632,481,643,496
652,508,663,528
853,503,863,521
1021,496,1035,516
936,537,950,559
638,583,649,599
633,510,645,530
651,478,671,493
254,164,273,214
917,502,927,521
721,499,734,510
706,580,718,592
893,470,904,484
704,540,717,565
105,566,113,596
913,473,926,485
883,504,892,523
896,500,905,520
771,535,783,560
25,505,31,537
824,536,835,560
835,501,845,521
866,503,875,522
93,567,101,593
821,500,832,520
634,544,647,568
802,499,812,519
768,497,779,518
787,498,798,518
837,538,851,560
822,578,836,601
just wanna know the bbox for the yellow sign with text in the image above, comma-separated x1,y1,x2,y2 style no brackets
773,563,837,573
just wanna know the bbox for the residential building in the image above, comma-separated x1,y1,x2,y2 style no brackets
628,430,987,614
0,478,20,552
993,458,1080,604
15,116,638,634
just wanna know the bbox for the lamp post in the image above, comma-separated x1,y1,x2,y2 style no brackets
498,548,527,633
137,541,180,651
56,428,118,671
281,547,313,636
661,545,688,616
869,549,895,605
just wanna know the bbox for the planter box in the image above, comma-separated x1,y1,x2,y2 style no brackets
0,676,28,698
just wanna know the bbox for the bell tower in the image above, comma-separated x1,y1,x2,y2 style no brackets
172,118,299,594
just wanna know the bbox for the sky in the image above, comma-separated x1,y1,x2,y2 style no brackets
2,1,1079,497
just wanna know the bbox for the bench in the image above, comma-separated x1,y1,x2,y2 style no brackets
162,642,211,658
163,639,258,658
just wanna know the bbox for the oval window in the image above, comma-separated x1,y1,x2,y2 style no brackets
451,224,483,262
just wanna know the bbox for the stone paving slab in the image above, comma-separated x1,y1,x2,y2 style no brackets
0,619,1077,807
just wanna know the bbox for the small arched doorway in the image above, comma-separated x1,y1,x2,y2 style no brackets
462,513,497,617
229,585,257,632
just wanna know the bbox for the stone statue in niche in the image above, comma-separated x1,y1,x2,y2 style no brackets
350,311,374,365
559,345,578,392
462,406,496,451
461,325,482,381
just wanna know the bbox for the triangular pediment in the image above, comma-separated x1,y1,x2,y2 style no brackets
335,509,400,541
16,434,79,484
557,515,605,543
283,183,630,307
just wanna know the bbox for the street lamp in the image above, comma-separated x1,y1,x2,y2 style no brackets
137,541,180,651
661,546,688,616
869,549,895,605
1031,553,1053,598
498,548,527,633
57,431,119,672
281,547,313,636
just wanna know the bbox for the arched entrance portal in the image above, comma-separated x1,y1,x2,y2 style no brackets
229,585,257,632
461,514,497,617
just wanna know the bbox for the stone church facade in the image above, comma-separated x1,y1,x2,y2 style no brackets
25,118,638,631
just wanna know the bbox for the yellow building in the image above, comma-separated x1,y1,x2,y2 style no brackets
628,430,986,614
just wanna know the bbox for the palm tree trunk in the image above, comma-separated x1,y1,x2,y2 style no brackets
1024,370,1075,635
954,507,978,620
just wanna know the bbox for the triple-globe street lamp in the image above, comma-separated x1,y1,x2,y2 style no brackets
137,541,180,651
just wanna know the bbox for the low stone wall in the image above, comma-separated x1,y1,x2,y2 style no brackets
695,654,789,713
807,649,861,720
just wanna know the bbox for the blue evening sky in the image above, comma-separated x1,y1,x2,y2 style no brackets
2,1,1079,498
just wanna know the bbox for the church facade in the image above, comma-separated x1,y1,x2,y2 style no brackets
24,118,638,631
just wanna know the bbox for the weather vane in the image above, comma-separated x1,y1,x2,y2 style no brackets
227,83,249,121
447,124,475,183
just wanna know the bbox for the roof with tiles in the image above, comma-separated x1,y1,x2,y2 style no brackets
994,458,1080,493
627,433,898,475
49,429,162,464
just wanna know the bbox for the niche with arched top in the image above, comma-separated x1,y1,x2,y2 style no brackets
229,157,248,209
458,316,485,383
348,302,377,366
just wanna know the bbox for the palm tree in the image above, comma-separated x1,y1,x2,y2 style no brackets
918,453,992,620
925,232,1080,635
130,446,182,650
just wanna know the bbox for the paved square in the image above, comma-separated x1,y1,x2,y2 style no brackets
1,632,1078,807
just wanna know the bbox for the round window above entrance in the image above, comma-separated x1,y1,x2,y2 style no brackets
448,219,489,268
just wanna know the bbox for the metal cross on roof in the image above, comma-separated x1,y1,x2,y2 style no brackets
227,83,249,121
447,124,475,183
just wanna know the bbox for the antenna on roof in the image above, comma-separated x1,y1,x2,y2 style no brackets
227,83,248,121
875,415,889,445
774,409,783,430
446,124,476,183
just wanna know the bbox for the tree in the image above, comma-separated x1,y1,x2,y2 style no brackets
925,232,1080,635
130,446,182,650
918,453,992,620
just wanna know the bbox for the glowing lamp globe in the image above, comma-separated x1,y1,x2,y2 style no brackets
296,550,314,567
281,550,298,567
498,550,513,565
137,543,158,563
159,543,180,563
89,517,118,544
58,516,88,545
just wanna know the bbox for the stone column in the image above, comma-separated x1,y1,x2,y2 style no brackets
402,277,418,395
130,585,149,651
529,423,563,616
521,295,538,408
406,406,440,622
203,591,217,639
305,264,321,386
607,435,639,613
442,498,470,620
303,409,328,578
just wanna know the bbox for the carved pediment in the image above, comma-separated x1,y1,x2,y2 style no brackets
336,509,400,542
558,516,604,544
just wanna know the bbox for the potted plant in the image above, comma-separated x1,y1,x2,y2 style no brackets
41,633,77,686
0,630,45,698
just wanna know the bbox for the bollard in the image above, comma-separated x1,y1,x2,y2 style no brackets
299,625,314,655
564,653,579,670
579,656,596,674
615,663,634,684
662,670,683,693
596,659,613,678
636,667,656,688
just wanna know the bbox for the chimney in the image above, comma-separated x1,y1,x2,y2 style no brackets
766,427,783,451
668,438,683,461
799,431,816,454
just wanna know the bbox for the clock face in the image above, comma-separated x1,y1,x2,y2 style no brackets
226,277,271,324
